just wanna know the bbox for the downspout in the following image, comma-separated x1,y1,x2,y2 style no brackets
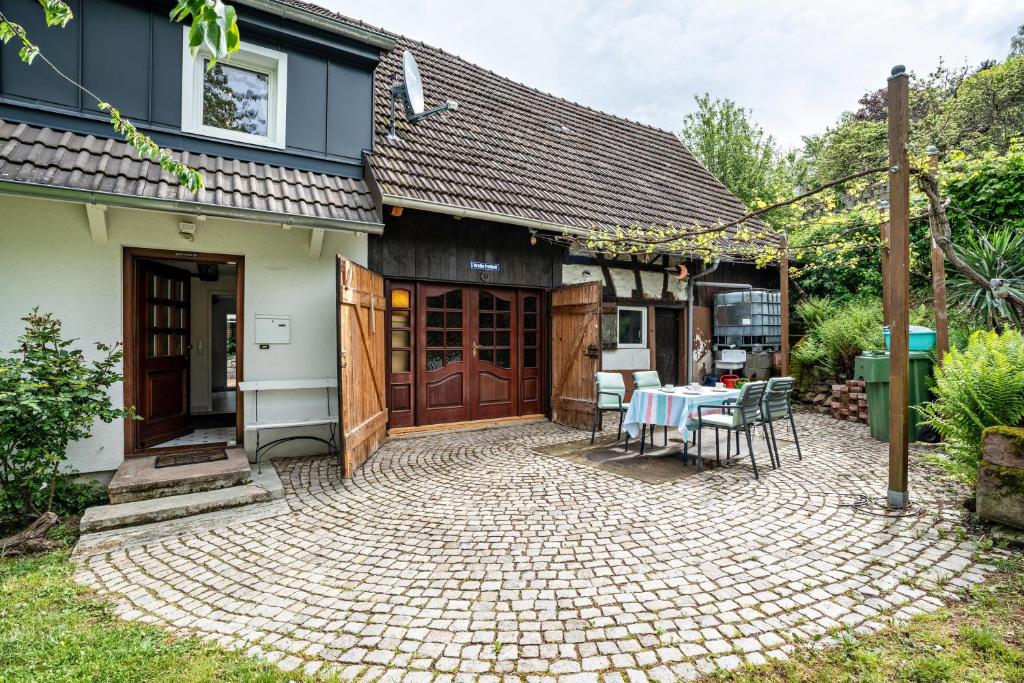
686,259,720,382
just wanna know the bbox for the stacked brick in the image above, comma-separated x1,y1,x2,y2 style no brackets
830,379,868,423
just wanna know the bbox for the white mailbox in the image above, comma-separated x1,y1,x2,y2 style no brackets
254,315,291,344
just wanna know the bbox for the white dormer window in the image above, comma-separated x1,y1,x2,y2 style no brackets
181,29,287,149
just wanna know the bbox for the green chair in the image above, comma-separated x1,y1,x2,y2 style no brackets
591,372,627,444
761,376,802,465
631,370,666,448
695,380,773,479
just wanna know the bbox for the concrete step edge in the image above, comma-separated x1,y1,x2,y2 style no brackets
81,485,270,533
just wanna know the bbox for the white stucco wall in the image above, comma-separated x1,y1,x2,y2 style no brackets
0,195,367,474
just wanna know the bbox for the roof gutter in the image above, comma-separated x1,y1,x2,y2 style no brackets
380,193,596,238
0,180,385,235
235,0,396,50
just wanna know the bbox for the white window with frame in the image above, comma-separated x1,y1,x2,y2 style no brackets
617,306,647,348
181,29,288,149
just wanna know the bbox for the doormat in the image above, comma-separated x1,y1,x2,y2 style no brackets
154,448,229,469
534,437,703,484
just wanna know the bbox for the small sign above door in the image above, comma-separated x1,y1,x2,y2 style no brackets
469,260,501,272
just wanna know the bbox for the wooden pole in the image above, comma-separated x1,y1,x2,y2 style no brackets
928,146,949,366
887,65,911,509
780,233,790,376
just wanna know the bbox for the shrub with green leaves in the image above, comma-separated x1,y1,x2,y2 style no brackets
790,297,934,386
918,329,1024,476
0,311,132,523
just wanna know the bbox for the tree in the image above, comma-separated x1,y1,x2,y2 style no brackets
932,57,1024,157
0,0,242,190
679,94,795,212
1010,23,1024,57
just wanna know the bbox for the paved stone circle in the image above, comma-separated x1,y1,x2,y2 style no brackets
75,414,995,681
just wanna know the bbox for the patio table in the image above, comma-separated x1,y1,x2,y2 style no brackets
622,386,741,443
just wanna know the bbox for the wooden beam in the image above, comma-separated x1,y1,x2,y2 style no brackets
928,148,950,366
886,65,911,509
630,255,643,298
780,234,790,376
85,204,108,244
308,228,325,259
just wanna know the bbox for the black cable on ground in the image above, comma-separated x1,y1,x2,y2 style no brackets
835,492,924,518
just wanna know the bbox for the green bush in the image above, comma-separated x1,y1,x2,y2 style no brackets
790,297,934,386
792,298,885,384
0,311,131,524
918,329,1024,477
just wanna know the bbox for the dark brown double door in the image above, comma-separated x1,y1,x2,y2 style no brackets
387,282,544,427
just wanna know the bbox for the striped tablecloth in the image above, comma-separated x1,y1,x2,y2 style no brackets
622,387,741,441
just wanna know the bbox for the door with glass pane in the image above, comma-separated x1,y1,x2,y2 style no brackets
416,284,471,425
136,260,192,447
386,282,416,428
518,291,544,415
471,288,518,420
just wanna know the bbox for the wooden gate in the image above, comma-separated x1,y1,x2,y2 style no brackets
336,255,387,476
550,281,601,429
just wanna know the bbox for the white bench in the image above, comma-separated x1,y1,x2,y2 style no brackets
238,379,339,473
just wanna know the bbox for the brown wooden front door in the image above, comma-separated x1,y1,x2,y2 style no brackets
417,284,472,425
337,255,387,476
471,288,518,420
551,281,601,429
136,260,192,447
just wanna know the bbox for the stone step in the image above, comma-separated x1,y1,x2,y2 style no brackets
107,448,252,504
81,462,283,534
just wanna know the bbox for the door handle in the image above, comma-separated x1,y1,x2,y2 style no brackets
472,341,479,357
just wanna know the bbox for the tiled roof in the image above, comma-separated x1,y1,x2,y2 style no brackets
0,119,382,228
365,34,770,245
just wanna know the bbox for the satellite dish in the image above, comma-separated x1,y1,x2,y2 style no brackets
402,51,425,118
388,49,457,140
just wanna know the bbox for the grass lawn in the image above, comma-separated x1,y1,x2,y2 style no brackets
708,547,1024,682
0,548,325,682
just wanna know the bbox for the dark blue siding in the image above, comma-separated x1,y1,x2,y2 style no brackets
0,0,80,107
286,50,328,153
0,0,380,175
327,61,373,159
82,0,151,119
150,14,183,128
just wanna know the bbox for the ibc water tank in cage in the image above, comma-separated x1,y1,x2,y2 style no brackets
713,289,782,351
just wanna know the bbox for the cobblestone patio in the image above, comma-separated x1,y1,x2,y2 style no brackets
74,414,993,681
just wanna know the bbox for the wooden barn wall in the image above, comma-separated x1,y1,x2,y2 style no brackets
692,261,779,307
368,209,565,289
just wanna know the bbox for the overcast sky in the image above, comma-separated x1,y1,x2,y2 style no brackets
322,0,1023,149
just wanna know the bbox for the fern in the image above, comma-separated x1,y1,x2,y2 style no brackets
919,329,1024,475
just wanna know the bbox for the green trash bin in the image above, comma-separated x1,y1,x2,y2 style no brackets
854,351,933,443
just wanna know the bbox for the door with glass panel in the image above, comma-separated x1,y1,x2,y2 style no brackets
136,260,192,447
416,284,471,425
471,288,518,419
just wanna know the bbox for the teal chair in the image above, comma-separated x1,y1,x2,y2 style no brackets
761,376,802,466
592,372,627,444
632,370,665,449
694,380,773,479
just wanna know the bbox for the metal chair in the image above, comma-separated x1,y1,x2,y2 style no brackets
631,370,665,448
695,380,773,479
761,376,802,465
591,372,627,444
